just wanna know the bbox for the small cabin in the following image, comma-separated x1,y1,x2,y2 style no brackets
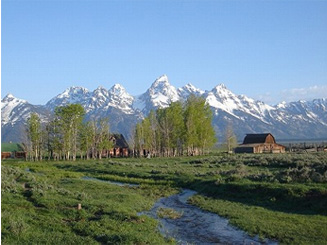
235,133,285,154
109,134,129,157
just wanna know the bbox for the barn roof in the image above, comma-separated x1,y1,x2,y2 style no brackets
111,134,129,148
242,133,275,144
1,143,24,152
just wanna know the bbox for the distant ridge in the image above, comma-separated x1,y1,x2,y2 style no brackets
2,75,327,143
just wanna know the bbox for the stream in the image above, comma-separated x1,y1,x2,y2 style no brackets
82,176,139,187
140,189,277,245
82,176,278,244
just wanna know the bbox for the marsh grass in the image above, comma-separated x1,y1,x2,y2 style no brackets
1,164,176,244
189,194,327,244
2,153,327,244
157,208,183,219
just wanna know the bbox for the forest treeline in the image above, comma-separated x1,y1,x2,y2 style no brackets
26,95,217,161
134,95,216,157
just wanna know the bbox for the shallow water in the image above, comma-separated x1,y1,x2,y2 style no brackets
82,176,139,187
140,189,278,245
82,176,277,244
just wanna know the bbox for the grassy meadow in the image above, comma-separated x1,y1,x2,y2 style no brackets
2,153,327,244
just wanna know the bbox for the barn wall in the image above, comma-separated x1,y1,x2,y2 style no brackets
234,147,254,153
1,152,12,159
265,135,275,144
235,143,285,154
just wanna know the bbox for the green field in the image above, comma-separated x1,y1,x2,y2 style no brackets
2,153,327,244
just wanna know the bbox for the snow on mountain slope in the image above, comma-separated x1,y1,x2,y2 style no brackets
274,99,327,126
148,75,180,106
178,83,205,99
46,86,90,110
206,84,274,123
107,84,134,114
1,94,28,125
1,94,51,142
133,75,180,113
85,86,110,112
2,75,327,143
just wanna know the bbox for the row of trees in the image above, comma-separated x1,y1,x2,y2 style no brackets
134,95,217,157
26,95,220,160
27,104,113,161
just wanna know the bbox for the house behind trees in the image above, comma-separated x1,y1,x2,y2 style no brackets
100,134,129,157
235,133,285,153
109,134,129,157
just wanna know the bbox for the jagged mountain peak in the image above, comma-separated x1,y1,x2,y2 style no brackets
185,83,196,89
92,86,109,98
144,75,179,109
183,83,201,92
60,86,89,96
276,101,287,109
178,83,204,98
94,86,107,91
212,83,230,93
214,83,227,90
109,84,127,95
151,74,173,88
210,84,237,101
149,75,172,92
103,83,135,114
1,93,27,104
153,74,169,83
3,93,15,100
46,86,90,110
3,75,327,143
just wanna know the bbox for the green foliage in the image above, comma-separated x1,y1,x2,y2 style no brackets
2,153,327,244
135,96,216,157
184,95,216,154
27,113,43,160
27,104,118,161
94,117,113,159
79,121,95,159
54,104,85,160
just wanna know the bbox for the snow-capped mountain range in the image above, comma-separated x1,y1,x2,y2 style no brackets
2,75,327,143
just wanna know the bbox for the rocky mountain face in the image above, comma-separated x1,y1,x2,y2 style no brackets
2,75,327,143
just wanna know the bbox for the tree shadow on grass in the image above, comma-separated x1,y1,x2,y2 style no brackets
185,179,327,216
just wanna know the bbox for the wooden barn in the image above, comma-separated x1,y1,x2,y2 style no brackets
109,134,129,157
235,133,285,154
1,143,27,159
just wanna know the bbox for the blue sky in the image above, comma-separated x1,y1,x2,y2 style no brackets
2,0,327,105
